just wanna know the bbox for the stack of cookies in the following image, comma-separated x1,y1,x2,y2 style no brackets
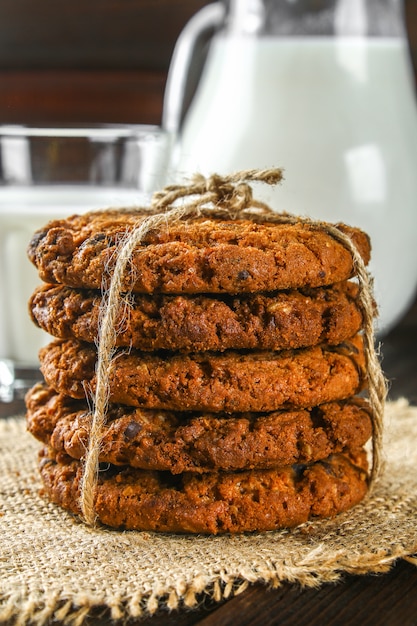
25,208,375,534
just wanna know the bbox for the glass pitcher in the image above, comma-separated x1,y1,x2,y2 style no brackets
163,0,417,333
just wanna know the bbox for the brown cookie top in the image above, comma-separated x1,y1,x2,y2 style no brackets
39,336,366,413
38,447,369,534
27,210,371,294
26,383,372,473
29,281,364,353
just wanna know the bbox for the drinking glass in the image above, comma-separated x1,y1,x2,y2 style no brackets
0,123,172,403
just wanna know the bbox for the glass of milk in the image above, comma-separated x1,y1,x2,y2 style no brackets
165,0,417,334
0,124,172,402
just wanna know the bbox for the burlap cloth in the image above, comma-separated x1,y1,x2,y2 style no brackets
1,399,417,625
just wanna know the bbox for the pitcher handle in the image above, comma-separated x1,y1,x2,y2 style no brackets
162,2,226,134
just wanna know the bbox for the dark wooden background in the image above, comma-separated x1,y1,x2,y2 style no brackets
0,0,416,127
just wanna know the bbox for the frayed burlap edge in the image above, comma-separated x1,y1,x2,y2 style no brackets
1,399,416,625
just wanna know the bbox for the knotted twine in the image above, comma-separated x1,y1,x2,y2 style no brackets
79,168,387,527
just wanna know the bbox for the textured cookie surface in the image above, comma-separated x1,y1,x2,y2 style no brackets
26,383,373,473
39,447,369,534
39,336,366,412
30,281,364,352
27,210,371,294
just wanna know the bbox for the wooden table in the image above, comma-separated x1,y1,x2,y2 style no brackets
2,296,417,625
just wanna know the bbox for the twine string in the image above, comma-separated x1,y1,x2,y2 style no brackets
308,223,387,484
151,170,284,214
79,168,387,526
80,210,185,525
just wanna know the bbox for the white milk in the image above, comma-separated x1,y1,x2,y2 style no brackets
0,186,148,365
176,36,417,332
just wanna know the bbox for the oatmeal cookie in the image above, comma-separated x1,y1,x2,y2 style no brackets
39,336,366,412
38,446,369,533
29,281,364,352
27,210,371,294
27,383,372,473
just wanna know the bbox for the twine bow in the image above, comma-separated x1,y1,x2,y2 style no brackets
151,170,284,215
79,168,387,527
